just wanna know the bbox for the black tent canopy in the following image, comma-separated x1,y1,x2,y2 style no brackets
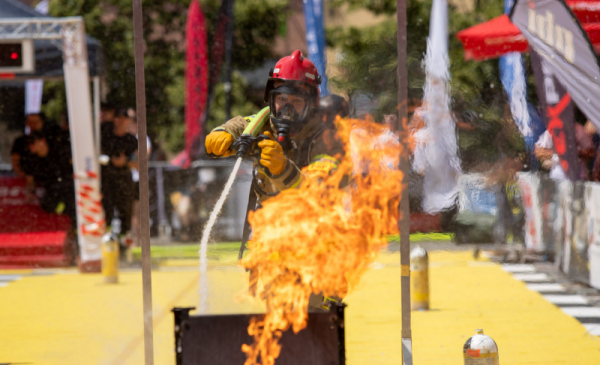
0,0,105,79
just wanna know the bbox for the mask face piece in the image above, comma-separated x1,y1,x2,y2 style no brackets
273,102,301,135
269,84,313,150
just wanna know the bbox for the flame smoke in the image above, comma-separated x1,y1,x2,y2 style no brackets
240,117,405,365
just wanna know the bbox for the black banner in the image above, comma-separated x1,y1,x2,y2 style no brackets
529,49,580,181
510,0,600,133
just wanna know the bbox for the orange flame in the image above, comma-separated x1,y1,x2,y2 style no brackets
240,117,405,365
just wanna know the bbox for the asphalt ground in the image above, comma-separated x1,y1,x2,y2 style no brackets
1,241,600,364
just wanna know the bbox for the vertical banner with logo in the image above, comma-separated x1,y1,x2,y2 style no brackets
303,0,329,96
510,0,600,132
529,49,580,181
185,0,208,164
499,0,544,168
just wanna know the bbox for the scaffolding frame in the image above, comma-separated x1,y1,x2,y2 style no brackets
0,16,104,264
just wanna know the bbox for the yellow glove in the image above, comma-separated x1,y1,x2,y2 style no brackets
205,131,234,157
258,132,287,175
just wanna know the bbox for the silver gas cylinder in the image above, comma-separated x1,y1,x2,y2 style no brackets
463,329,498,365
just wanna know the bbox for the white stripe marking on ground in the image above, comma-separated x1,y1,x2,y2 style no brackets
468,261,497,267
526,283,566,292
513,273,551,282
0,275,21,281
561,307,600,318
502,264,535,273
543,295,589,305
583,324,600,336
0,282,9,288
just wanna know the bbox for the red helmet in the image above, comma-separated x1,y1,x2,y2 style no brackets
264,50,322,146
264,49,321,104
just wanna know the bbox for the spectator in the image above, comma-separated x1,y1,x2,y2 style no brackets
584,120,600,181
11,113,60,199
27,130,75,223
149,133,167,162
101,108,138,236
535,123,594,181
100,102,116,124
534,131,564,180
100,102,116,142
576,122,595,179
127,114,151,245
11,113,43,178
59,112,70,132
486,156,525,244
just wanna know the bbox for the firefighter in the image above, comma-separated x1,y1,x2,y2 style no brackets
206,49,344,200
205,50,345,310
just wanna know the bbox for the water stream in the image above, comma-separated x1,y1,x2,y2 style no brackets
412,0,461,214
198,156,243,313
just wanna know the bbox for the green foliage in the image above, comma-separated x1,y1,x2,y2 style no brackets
328,0,526,170
328,19,408,121
161,70,256,152
232,0,289,69
46,0,287,154
330,0,397,15
206,71,257,131
327,0,430,121
41,81,68,123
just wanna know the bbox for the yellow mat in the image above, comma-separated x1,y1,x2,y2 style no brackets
346,251,600,364
0,251,599,364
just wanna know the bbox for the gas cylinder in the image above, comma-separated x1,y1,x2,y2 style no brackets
101,233,119,283
410,245,429,310
463,329,499,365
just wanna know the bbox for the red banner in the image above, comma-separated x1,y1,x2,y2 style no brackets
185,0,209,165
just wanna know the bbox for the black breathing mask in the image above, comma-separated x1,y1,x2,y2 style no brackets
269,85,312,152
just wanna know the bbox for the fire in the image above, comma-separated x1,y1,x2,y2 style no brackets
240,116,405,365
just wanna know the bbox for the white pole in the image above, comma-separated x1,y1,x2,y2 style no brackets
63,21,104,264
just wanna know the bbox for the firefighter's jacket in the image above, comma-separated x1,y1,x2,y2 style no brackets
212,112,344,203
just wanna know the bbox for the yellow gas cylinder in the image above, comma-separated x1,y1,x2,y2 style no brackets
410,245,429,310
463,329,499,365
101,233,119,284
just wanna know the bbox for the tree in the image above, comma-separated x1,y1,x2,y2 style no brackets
328,0,430,119
46,0,288,153
327,0,526,170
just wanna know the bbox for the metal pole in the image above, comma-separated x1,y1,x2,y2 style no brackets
223,0,235,121
132,1,155,364
93,76,101,158
396,0,412,363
